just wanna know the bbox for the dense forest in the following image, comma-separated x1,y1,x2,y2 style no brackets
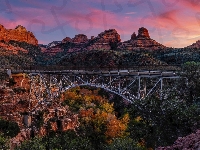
0,62,199,149
0,39,199,149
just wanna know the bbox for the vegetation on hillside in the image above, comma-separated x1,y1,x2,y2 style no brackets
0,39,200,149
13,62,200,149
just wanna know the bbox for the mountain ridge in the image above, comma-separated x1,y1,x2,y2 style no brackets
0,25,38,45
43,27,166,54
0,24,200,69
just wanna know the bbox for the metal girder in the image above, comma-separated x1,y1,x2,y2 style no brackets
27,71,179,110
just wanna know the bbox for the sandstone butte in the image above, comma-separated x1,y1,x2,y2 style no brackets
0,24,38,45
60,27,166,52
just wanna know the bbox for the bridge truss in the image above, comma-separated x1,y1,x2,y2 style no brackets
26,69,180,107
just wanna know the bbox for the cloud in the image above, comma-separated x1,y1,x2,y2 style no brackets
157,9,179,24
57,7,141,38
180,0,200,11
125,12,136,15
2,0,200,47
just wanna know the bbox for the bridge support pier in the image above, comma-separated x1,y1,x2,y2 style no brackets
160,78,163,100
138,77,141,99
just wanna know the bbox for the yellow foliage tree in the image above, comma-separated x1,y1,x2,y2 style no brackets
62,87,130,143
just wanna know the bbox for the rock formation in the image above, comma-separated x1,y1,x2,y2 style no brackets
87,29,121,51
186,40,200,49
91,36,95,40
60,29,121,52
72,34,88,43
62,37,72,43
0,25,38,45
118,27,166,50
95,29,121,43
45,27,166,54
131,32,137,40
137,27,150,39
0,42,28,54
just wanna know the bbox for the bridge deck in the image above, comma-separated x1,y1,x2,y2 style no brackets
11,69,179,78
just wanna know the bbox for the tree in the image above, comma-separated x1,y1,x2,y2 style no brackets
128,95,200,148
0,119,20,138
16,130,94,150
103,137,146,150
180,61,200,104
7,78,16,87
15,136,46,150
62,87,130,148
0,133,9,149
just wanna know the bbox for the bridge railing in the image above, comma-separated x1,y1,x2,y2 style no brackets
15,65,182,72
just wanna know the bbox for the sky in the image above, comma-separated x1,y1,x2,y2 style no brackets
1,0,200,48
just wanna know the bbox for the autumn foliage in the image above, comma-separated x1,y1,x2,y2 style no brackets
62,87,129,144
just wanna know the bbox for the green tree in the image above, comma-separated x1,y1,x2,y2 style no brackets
103,137,146,150
0,119,20,138
16,130,94,150
0,133,9,149
15,136,45,150
128,95,200,148
180,61,200,104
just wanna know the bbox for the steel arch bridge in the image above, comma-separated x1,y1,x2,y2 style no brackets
10,68,180,106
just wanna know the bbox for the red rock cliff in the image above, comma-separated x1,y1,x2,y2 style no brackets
0,25,38,45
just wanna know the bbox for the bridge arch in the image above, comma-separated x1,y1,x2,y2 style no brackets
61,84,133,103
27,70,180,108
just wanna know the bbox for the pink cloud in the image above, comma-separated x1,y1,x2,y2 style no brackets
157,10,179,24
180,0,200,11
132,5,200,47
57,7,141,39
2,0,200,48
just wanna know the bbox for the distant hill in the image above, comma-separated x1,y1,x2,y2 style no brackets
0,24,200,69
0,25,38,45
0,25,41,69
0,40,42,69
187,40,200,49
41,27,166,55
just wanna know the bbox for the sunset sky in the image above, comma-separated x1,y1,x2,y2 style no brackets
1,0,200,48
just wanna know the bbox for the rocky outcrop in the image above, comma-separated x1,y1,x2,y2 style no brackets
118,27,166,50
61,29,121,52
131,32,137,40
45,27,166,54
47,41,61,48
10,129,31,150
0,25,38,45
187,40,200,49
62,37,72,43
137,27,150,39
41,41,63,55
43,106,80,132
87,29,121,50
0,42,28,54
157,130,200,150
95,29,121,43
72,34,88,43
